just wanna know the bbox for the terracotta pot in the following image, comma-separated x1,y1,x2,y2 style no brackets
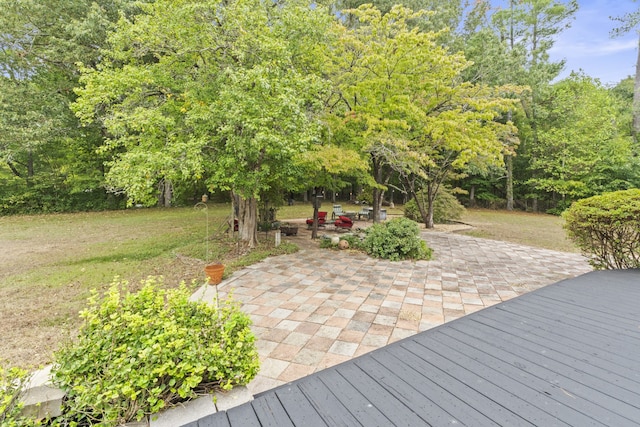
204,263,225,285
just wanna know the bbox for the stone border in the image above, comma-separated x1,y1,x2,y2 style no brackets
20,364,253,426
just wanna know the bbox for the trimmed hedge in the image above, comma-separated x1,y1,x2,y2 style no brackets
563,189,640,269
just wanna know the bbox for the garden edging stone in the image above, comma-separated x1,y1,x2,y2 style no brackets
20,365,65,419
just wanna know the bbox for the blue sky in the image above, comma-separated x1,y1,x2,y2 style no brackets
545,0,639,85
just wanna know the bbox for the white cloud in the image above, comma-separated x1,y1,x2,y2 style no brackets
551,37,637,58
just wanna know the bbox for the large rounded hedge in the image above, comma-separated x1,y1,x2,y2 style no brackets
563,189,640,269
404,188,465,224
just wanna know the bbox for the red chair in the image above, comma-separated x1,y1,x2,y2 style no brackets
334,215,353,230
306,211,328,227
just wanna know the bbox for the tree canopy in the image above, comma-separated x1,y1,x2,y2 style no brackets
0,0,638,231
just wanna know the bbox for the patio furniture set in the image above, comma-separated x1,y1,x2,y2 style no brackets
304,204,374,231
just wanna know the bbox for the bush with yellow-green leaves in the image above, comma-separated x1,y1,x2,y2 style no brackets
52,277,259,426
1,364,42,427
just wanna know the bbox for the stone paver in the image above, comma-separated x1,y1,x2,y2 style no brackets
197,230,591,395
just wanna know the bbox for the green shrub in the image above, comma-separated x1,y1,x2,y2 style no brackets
404,188,465,224
1,364,42,427
52,277,259,425
319,237,334,248
563,189,640,269
361,218,432,261
546,199,572,216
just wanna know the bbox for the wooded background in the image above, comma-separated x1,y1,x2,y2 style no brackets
2,0,639,245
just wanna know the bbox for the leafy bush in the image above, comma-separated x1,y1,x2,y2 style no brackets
563,189,640,269
361,218,432,261
404,188,465,224
0,364,42,427
546,199,573,216
319,237,334,248
53,277,259,425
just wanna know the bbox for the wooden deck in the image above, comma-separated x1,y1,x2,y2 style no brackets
187,269,640,426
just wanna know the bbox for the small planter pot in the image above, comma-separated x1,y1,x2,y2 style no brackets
204,263,225,285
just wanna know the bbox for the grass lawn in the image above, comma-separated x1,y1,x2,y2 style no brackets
0,204,297,369
0,203,576,370
459,208,579,253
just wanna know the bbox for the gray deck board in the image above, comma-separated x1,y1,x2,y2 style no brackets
197,414,230,427
297,373,368,426
402,335,567,426
250,393,295,427
418,330,600,426
188,269,640,426
493,302,640,369
449,319,640,424
333,361,427,426
309,368,388,426
365,349,494,426
436,327,623,426
474,310,640,393
273,385,328,427
502,297,640,344
225,402,261,426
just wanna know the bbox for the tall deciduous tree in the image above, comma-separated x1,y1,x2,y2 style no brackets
330,4,517,227
530,73,637,207
74,0,333,247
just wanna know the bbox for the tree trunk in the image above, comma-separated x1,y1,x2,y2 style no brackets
236,195,258,248
426,183,435,229
404,176,433,229
506,155,514,211
370,154,391,223
311,188,322,239
371,155,382,223
415,194,430,228
157,179,173,207
372,187,381,223
633,33,640,143
469,185,476,208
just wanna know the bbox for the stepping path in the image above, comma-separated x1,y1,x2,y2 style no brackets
194,231,591,395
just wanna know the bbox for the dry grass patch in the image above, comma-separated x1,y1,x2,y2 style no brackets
458,208,579,253
0,206,296,369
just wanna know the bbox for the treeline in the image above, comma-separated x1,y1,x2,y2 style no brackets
1,1,638,236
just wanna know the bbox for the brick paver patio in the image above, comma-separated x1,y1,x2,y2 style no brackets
191,230,592,395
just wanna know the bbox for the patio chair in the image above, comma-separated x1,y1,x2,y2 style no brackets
334,215,353,230
332,204,343,219
358,206,370,220
306,211,328,228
